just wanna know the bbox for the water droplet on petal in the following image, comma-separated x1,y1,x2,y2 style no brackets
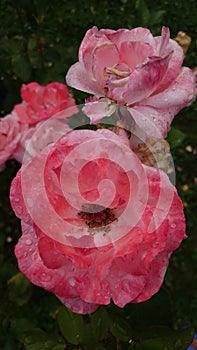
171,223,176,229
26,198,34,207
40,273,52,282
152,242,159,248
17,206,22,214
69,277,75,286
14,197,19,202
25,239,32,246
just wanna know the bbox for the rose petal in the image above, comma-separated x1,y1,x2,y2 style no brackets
119,41,153,72
123,55,171,105
66,62,103,96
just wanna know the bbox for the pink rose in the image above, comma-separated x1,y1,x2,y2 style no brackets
66,26,196,137
0,113,28,171
13,82,77,125
10,129,185,314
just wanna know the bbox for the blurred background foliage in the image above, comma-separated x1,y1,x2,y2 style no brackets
0,0,196,349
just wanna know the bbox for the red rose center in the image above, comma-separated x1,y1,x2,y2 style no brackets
78,204,117,229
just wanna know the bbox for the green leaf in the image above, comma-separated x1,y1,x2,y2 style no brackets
89,307,110,341
57,306,86,345
10,318,47,343
109,316,133,342
28,37,37,51
139,326,194,350
167,127,185,149
12,54,32,81
150,10,166,25
0,36,25,54
2,335,16,350
52,346,66,350
124,286,173,329
25,342,66,350
10,318,64,349
7,272,32,306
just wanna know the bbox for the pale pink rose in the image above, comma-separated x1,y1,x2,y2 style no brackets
66,26,196,137
13,118,71,163
10,129,185,314
0,113,28,171
13,82,78,125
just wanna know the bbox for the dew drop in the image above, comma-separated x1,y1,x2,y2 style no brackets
69,277,75,286
17,206,22,214
14,197,20,202
171,223,176,229
25,239,32,246
26,198,34,207
40,273,51,282
28,227,34,234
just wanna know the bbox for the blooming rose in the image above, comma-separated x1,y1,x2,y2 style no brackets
13,82,77,125
0,113,28,171
10,129,185,314
66,26,196,137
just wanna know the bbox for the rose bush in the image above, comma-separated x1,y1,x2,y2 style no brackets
10,128,186,314
66,26,196,137
14,82,77,125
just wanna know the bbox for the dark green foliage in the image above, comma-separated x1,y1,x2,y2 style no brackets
0,0,197,349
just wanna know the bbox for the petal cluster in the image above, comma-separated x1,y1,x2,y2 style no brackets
14,82,77,125
0,82,76,170
66,26,196,137
10,129,186,314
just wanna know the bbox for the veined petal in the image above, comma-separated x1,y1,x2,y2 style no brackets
144,67,196,121
123,55,171,105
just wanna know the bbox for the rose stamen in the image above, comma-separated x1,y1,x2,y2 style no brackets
78,204,117,229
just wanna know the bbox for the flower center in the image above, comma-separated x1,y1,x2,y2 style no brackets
78,204,117,229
